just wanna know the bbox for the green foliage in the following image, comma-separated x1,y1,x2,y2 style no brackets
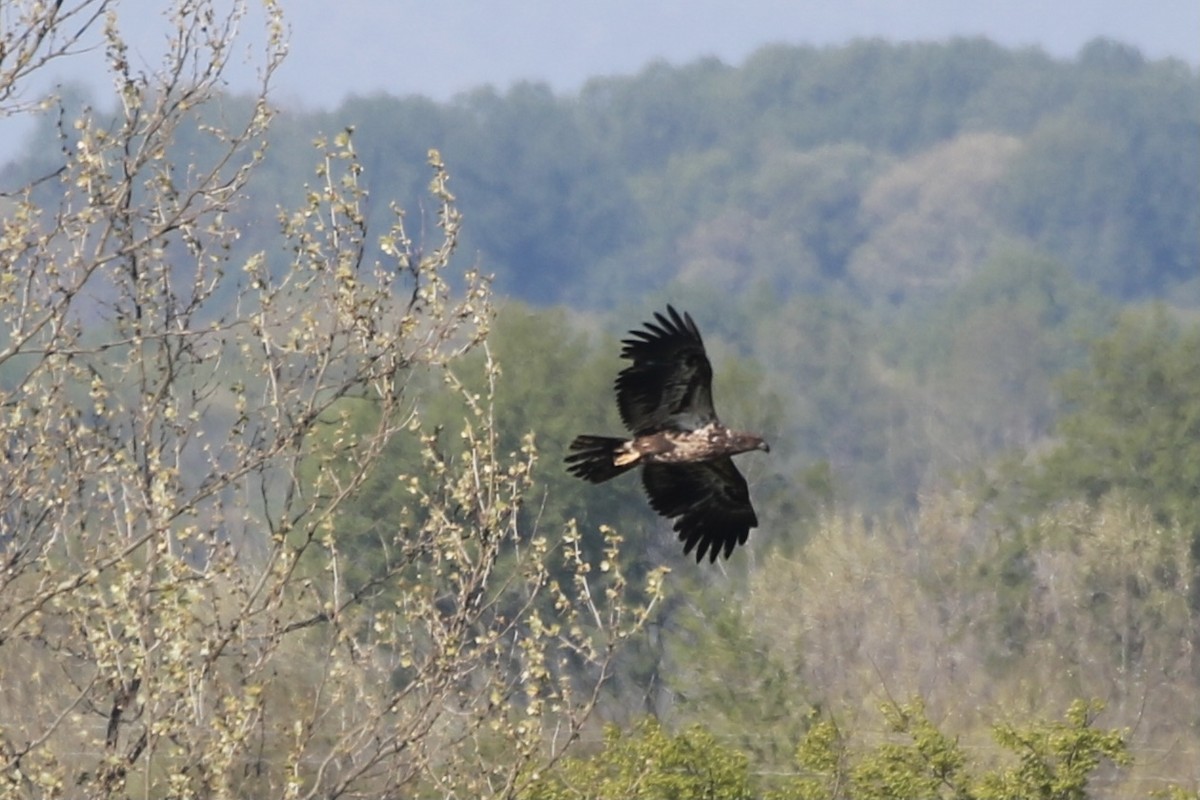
578,57,738,171
855,703,968,799
528,702,1134,800
782,700,1129,800
662,595,814,767
999,48,1200,297
524,719,755,800
883,249,1111,479
448,83,638,302
848,132,1019,303
1154,789,1200,800
1030,307,1200,534
981,700,1129,800
900,248,1108,371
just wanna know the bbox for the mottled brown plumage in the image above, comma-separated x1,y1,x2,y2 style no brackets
566,306,769,563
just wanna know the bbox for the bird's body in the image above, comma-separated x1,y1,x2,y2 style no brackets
566,306,769,562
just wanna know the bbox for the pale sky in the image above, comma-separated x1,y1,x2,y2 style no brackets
263,0,1198,106
2,0,1197,162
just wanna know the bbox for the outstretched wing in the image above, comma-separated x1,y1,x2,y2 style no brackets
616,305,716,435
641,459,758,563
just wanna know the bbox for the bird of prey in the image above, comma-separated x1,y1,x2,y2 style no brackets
566,305,769,562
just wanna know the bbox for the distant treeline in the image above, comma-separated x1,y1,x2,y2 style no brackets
6,37,1197,309
345,36,1199,305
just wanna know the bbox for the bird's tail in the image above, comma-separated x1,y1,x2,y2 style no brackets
565,435,637,484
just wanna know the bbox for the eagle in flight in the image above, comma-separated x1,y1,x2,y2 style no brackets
566,306,769,562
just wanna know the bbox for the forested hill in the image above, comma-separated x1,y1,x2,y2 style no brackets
312,37,1195,306
6,37,1196,310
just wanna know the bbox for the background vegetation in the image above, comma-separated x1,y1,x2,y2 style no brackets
2,1,1198,796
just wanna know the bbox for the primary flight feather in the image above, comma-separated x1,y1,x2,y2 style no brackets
566,306,769,563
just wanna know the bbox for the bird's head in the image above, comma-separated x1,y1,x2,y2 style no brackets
731,432,770,455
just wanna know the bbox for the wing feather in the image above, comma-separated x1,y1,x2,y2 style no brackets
641,459,758,563
616,305,717,435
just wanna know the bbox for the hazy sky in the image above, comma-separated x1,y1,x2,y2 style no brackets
2,0,1197,161
263,0,1199,107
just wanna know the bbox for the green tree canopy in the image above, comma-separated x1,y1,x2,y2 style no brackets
1032,308,1200,533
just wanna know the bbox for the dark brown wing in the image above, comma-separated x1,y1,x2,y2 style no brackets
616,305,716,435
641,459,758,563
